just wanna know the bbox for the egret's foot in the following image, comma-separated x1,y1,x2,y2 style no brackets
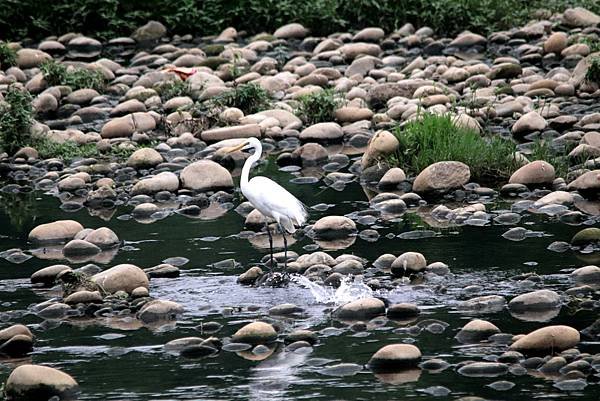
255,271,289,287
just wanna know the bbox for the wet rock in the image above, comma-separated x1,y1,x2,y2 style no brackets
201,124,261,142
31,264,72,286
164,337,204,352
132,202,159,218
508,290,560,312
132,286,149,298
412,161,470,193
0,334,33,358
4,364,78,401
232,321,277,344
138,299,184,323
571,265,600,284
368,344,421,371
92,264,149,294
144,263,180,278
82,227,119,249
131,172,179,195
335,297,385,320
237,266,263,285
512,111,546,136
458,295,506,312
456,319,501,343
509,161,555,186
386,303,420,319
285,329,318,345
126,148,163,169
62,239,101,257
290,142,328,165
300,122,343,142
269,303,303,316
64,290,103,304
28,220,84,244
567,170,600,198
458,362,508,377
378,167,406,188
313,216,356,239
510,325,580,355
180,160,233,192
390,252,427,276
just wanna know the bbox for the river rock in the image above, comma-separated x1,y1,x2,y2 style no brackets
237,266,263,285
512,111,546,136
508,290,561,312
138,299,184,323
200,124,261,142
571,265,600,284
456,319,501,343
361,130,399,168
131,172,179,195
563,7,600,27
16,49,51,69
390,252,427,276
62,239,101,256
31,264,72,286
300,122,343,142
274,23,308,39
232,321,277,344
126,148,163,169
4,364,78,401
0,334,33,358
368,344,422,371
64,290,103,304
313,216,357,239
567,170,600,197
180,160,234,192
378,167,406,188
28,220,84,244
510,325,580,354
412,161,470,193
83,227,119,249
291,142,328,165
335,297,385,320
92,264,149,294
101,112,156,139
386,303,420,319
544,32,568,54
458,362,508,377
132,20,167,42
144,263,180,278
509,161,555,186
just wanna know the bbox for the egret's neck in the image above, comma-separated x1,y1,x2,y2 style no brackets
241,143,262,188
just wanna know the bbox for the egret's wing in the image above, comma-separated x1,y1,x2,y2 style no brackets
247,176,308,230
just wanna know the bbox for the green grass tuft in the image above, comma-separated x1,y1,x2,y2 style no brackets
154,79,192,101
295,89,341,126
391,113,519,183
207,83,271,115
0,86,33,155
40,60,106,92
586,56,600,84
0,42,16,69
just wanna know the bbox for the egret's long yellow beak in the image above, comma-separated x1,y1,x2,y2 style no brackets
224,141,249,154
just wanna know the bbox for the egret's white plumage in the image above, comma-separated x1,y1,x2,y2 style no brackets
237,138,308,233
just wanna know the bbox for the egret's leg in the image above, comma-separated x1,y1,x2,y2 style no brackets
264,221,274,270
281,230,288,271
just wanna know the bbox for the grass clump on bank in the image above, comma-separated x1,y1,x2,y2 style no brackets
40,60,106,92
0,42,16,68
391,113,519,183
296,89,341,126
586,57,600,84
0,86,34,155
208,83,271,115
155,79,192,101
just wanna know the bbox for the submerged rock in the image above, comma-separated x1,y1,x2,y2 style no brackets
334,297,385,320
138,299,184,323
92,264,149,294
456,319,500,343
4,364,78,401
368,344,422,371
232,321,277,344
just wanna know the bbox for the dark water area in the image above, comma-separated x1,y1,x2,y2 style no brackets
0,161,599,400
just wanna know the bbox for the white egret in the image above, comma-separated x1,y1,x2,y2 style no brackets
226,137,307,276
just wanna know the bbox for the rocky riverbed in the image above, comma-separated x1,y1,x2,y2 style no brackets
1,6,600,401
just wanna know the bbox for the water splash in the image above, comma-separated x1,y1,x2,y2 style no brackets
292,275,374,305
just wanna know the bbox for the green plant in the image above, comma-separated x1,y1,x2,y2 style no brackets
391,113,519,183
208,83,271,115
155,79,192,101
40,60,106,91
295,89,341,126
579,36,600,53
0,42,16,69
586,56,600,84
0,86,33,155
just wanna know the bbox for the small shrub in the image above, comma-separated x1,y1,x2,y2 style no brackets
0,42,16,69
40,60,106,91
296,89,341,126
0,86,33,155
208,83,271,115
586,56,600,84
34,139,99,160
155,79,192,101
391,113,519,183
579,36,600,53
